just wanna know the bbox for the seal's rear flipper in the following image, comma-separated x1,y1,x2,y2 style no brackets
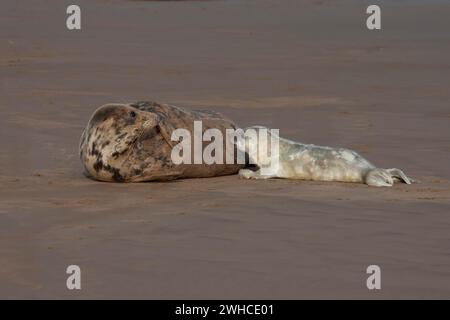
386,168,412,184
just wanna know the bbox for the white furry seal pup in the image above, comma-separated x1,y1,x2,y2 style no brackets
238,126,413,187
79,101,243,182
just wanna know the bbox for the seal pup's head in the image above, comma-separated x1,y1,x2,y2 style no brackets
237,126,277,168
79,103,173,182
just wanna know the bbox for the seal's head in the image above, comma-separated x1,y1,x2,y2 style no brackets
79,103,167,182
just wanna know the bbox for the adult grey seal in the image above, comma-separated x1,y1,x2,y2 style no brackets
238,126,413,187
79,101,243,182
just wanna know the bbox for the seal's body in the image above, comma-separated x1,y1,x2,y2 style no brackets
79,101,242,182
239,126,412,187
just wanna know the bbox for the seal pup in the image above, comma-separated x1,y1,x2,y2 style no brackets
238,126,413,187
79,101,243,182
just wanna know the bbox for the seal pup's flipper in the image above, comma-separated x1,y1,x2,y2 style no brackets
365,168,413,187
239,169,276,180
386,168,413,184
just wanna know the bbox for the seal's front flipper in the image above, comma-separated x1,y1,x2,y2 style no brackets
154,115,175,149
387,168,412,184
157,124,174,149
239,169,275,180
140,167,183,182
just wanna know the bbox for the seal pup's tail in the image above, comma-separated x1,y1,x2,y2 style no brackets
365,168,413,187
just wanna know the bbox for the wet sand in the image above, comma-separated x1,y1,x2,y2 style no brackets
1,0,450,299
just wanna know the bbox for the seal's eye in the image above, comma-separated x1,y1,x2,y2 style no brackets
130,111,137,119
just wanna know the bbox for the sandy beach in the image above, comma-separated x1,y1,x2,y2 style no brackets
1,0,450,299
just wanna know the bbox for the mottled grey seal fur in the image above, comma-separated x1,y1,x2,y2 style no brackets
79,101,243,182
238,126,413,187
